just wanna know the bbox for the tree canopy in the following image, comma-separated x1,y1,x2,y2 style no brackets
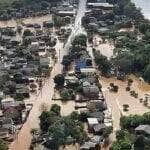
0,139,8,150
54,74,65,87
72,34,87,47
39,105,87,150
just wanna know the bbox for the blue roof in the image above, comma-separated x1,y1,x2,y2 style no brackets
75,59,87,71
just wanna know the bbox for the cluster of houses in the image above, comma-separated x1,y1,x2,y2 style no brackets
83,0,114,34
84,0,133,35
61,44,113,149
53,0,78,17
0,0,79,145
0,0,78,21
52,0,78,41
0,13,58,143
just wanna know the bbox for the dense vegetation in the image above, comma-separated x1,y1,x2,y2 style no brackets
93,48,111,76
0,139,8,150
111,112,150,150
0,0,61,9
84,0,150,82
39,104,87,150
0,0,62,20
108,0,150,82
120,112,150,130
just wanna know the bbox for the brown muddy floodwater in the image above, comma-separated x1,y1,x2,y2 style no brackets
0,14,52,28
102,75,150,116
93,35,114,60
9,41,65,150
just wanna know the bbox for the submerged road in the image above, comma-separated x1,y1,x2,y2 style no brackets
65,0,87,50
10,0,87,149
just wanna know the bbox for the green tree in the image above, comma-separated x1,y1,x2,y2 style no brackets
94,50,111,75
134,135,145,150
114,53,134,74
70,111,79,120
111,138,132,150
30,83,37,91
48,116,87,149
23,29,34,37
54,74,65,87
12,0,23,9
60,89,75,101
116,130,126,140
139,22,150,34
50,104,61,116
53,15,64,28
120,115,143,129
143,64,150,83
72,34,87,47
143,112,150,124
0,139,8,150
103,126,113,138
62,55,72,70
39,111,59,132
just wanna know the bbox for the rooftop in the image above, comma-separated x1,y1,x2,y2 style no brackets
87,118,99,125
87,2,114,8
135,125,150,135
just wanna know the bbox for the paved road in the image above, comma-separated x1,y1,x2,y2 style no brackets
10,0,87,149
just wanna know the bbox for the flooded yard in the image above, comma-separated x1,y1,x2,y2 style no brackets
101,76,150,132
22,15,52,26
102,76,150,113
51,100,75,116
0,14,52,28
93,35,114,60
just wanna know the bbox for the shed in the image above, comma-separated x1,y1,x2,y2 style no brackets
87,2,114,9
93,124,106,134
87,118,99,132
135,125,150,135
87,118,99,126
58,11,76,17
89,111,104,122
80,68,96,76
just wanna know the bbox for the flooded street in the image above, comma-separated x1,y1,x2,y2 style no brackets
2,0,149,149
7,0,87,149
101,76,150,139
9,40,64,150
89,33,150,141
65,0,87,50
